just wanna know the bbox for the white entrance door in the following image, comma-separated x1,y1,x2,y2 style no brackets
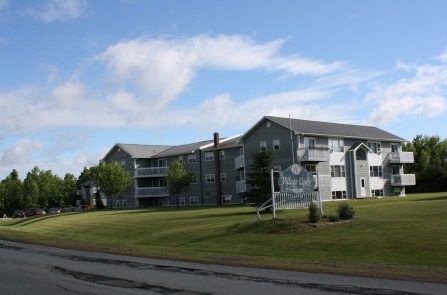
360,178,366,197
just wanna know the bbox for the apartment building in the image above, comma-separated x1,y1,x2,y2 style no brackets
240,116,415,201
101,133,245,207
99,116,415,207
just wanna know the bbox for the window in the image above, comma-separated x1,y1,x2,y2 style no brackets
180,197,185,206
206,174,215,183
178,156,184,164
260,141,267,151
159,179,167,187
222,195,232,204
191,175,197,184
158,158,167,167
205,152,214,161
391,143,399,153
331,165,345,177
392,165,400,175
368,142,381,154
220,150,225,160
116,199,120,208
273,139,280,150
121,160,125,168
328,138,344,152
356,148,367,160
188,154,196,163
369,166,383,177
221,173,227,182
304,137,316,148
190,197,198,205
122,199,127,207
371,189,384,197
332,191,347,200
305,164,317,175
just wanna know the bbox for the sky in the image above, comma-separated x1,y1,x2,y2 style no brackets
1,0,447,180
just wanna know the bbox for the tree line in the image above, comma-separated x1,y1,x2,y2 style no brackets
403,135,447,193
0,162,133,215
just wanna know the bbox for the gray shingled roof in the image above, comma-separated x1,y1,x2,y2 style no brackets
154,140,214,157
243,116,406,142
109,144,172,159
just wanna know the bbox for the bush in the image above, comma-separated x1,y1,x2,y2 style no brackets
337,203,355,219
329,215,339,222
307,201,321,223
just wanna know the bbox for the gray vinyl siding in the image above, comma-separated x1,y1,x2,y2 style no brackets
243,120,296,173
219,146,243,204
101,147,137,207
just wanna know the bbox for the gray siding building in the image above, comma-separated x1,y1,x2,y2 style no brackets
240,116,415,201
99,116,415,207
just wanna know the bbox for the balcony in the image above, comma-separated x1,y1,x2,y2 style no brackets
297,147,330,162
135,167,168,178
390,174,416,186
235,155,245,170
135,187,169,197
388,152,414,164
236,180,246,193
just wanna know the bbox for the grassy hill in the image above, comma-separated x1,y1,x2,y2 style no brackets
1,192,447,283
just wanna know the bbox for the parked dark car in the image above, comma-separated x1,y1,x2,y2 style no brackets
24,208,46,217
48,207,61,214
12,210,25,218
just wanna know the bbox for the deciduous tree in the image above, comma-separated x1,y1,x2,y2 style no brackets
95,162,133,209
166,160,193,209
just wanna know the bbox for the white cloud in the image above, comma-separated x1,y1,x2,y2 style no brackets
365,61,447,124
437,47,447,64
98,35,342,110
24,0,86,22
52,80,87,107
0,139,44,165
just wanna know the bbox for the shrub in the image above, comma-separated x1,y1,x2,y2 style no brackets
307,201,321,223
337,203,355,219
329,215,339,222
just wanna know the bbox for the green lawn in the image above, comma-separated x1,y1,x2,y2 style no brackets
1,192,447,283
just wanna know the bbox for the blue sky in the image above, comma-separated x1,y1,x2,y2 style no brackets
1,0,447,180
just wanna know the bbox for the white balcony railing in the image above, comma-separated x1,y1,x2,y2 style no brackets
135,187,169,197
235,155,245,170
390,174,416,186
236,180,246,193
297,147,330,162
388,152,414,164
135,167,168,178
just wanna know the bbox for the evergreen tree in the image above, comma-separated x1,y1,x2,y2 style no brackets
240,150,273,206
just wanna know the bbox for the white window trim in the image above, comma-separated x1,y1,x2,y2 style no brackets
206,174,215,183
188,154,196,163
205,152,214,161
273,139,280,150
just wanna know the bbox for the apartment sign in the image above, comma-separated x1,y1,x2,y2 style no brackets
278,164,315,194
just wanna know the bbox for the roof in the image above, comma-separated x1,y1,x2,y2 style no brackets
154,140,214,157
201,134,243,151
102,143,172,161
242,116,406,142
348,142,371,152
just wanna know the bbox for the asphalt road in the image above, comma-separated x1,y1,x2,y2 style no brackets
1,239,446,295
